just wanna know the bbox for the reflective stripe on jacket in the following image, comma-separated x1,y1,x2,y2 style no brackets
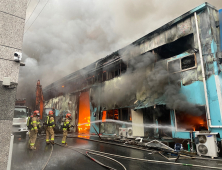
31,117,37,130
63,118,70,130
46,116,55,127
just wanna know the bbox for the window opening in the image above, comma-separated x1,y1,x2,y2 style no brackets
114,110,119,120
168,54,196,73
181,55,195,70
153,34,194,59
107,110,114,119
175,106,207,131
102,72,107,82
120,108,131,121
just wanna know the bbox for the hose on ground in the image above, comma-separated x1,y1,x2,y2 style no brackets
86,151,126,170
38,136,222,169
54,142,126,170
71,144,222,170
66,135,222,162
38,137,119,170
42,143,53,170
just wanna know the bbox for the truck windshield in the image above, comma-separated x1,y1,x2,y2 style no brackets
14,108,27,118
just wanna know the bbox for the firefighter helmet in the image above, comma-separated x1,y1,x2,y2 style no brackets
66,113,72,119
48,110,53,115
33,110,39,116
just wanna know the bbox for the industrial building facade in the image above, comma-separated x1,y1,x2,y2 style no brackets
43,3,222,142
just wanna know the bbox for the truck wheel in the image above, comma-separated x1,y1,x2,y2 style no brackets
21,133,26,139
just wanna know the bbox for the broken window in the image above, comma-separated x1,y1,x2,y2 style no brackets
102,72,107,82
114,110,119,120
175,106,207,131
103,109,119,120
115,69,119,77
97,72,102,83
153,34,194,59
120,61,127,74
119,108,131,121
107,110,114,119
181,55,195,70
143,106,171,138
168,54,196,73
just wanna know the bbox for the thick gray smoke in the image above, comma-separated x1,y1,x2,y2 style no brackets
92,45,203,115
18,0,222,109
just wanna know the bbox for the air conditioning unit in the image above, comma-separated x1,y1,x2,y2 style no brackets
119,128,127,137
127,127,134,138
195,132,219,158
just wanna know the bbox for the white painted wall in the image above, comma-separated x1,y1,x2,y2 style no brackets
131,109,144,137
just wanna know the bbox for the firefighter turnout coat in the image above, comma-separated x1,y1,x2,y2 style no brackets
45,115,55,143
62,118,71,144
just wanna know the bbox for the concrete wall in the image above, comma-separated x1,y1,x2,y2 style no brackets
0,1,27,169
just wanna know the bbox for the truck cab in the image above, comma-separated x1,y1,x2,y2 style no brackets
12,106,29,138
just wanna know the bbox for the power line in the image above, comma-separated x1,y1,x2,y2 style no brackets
24,0,50,34
25,0,40,24
27,0,32,8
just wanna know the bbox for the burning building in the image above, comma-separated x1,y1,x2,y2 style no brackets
43,3,222,144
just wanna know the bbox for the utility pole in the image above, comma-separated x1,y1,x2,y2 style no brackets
0,1,27,169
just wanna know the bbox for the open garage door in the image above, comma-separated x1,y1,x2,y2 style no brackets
78,91,90,134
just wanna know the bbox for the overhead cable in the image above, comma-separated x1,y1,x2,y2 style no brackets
25,0,40,24
27,0,32,9
24,0,50,34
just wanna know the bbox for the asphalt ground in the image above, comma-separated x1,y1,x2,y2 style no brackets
11,134,222,170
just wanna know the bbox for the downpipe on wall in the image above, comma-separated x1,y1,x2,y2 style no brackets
194,12,222,129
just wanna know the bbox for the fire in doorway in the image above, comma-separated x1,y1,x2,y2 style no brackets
78,91,90,134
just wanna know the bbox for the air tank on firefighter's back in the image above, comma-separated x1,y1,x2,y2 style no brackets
42,108,61,134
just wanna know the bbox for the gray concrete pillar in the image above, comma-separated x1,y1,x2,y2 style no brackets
0,1,27,169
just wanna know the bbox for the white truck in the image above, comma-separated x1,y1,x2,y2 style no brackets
12,106,29,138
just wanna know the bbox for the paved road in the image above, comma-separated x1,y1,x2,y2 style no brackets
11,135,222,170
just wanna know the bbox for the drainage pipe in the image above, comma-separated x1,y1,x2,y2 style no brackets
194,12,222,129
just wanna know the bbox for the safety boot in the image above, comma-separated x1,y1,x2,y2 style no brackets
30,146,36,150
51,141,54,145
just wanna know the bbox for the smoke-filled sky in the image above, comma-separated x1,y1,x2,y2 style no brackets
18,0,222,107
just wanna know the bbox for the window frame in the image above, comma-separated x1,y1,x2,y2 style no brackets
174,106,207,132
167,53,197,74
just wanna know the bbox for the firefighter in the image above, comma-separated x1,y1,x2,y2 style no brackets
27,114,33,148
29,110,39,150
45,110,55,144
37,113,42,135
62,113,74,145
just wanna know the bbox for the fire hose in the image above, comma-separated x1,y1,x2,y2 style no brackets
38,137,126,170
66,137,222,169
41,143,53,170
66,135,222,162
39,136,222,170
60,144,222,170
54,142,126,170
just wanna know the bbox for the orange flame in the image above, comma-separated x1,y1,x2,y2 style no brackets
78,92,91,134
176,112,207,131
